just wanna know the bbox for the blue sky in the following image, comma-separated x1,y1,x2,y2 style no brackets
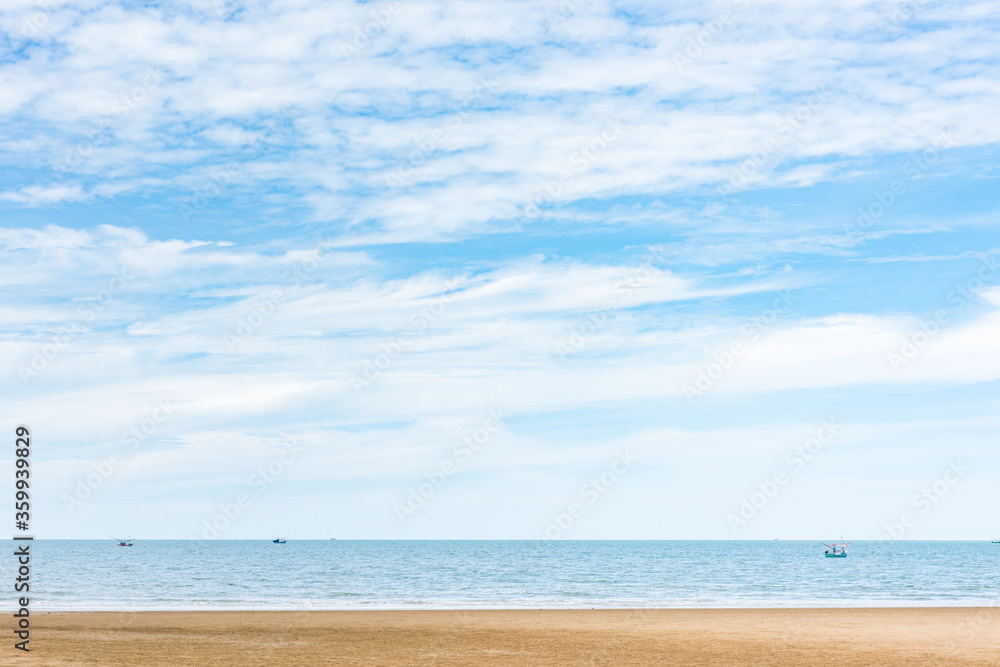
2,0,999,539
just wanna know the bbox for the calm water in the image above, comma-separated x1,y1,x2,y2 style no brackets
12,540,1000,611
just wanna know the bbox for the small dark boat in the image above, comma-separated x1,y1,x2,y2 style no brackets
272,538,287,544
113,536,134,547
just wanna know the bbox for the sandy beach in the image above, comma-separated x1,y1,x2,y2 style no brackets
6,608,997,666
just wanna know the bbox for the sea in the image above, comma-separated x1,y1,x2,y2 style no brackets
13,540,1000,611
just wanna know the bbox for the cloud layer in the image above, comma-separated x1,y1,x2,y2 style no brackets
2,1,999,539
2,0,999,239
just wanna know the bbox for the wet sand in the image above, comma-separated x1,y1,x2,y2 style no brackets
7,608,999,666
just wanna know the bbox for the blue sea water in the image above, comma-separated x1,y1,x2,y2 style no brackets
12,540,1000,611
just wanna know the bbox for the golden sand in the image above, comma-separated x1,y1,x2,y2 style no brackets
6,608,998,666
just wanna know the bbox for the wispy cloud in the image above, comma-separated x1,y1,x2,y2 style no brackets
1,0,998,238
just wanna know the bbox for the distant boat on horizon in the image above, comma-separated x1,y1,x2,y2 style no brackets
112,536,134,547
272,538,287,544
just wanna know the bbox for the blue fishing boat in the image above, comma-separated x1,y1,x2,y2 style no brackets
823,541,850,557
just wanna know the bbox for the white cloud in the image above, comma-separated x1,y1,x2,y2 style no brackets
0,184,88,205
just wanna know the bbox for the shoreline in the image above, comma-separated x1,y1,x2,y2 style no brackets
29,602,1000,612
13,607,1000,666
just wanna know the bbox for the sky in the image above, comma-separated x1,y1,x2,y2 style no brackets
1,0,999,540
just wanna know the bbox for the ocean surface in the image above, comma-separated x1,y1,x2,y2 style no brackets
12,540,1000,611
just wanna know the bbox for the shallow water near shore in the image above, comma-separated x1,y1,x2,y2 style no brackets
16,540,1000,611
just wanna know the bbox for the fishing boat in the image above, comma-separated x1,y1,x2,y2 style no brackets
272,538,287,544
113,536,134,547
992,540,999,544
823,541,850,558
